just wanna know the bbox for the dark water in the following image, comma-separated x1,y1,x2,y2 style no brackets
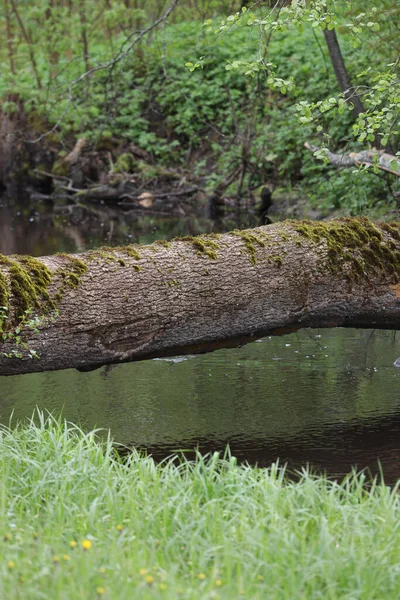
1,199,400,482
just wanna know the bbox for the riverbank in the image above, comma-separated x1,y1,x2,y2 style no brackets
1,415,399,599
2,18,399,218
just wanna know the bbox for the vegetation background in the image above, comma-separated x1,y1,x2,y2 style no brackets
1,0,399,216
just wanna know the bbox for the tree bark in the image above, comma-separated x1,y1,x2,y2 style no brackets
1,218,400,376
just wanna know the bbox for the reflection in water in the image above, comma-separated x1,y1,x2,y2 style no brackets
0,196,255,256
139,413,400,484
0,329,399,482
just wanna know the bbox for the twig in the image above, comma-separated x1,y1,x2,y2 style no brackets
34,169,72,182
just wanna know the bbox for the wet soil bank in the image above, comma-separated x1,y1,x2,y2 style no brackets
3,109,398,225
0,107,281,221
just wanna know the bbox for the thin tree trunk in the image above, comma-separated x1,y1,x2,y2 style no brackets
124,0,133,29
323,28,392,151
45,0,60,77
323,28,364,118
4,0,16,75
0,219,399,376
78,0,90,94
9,0,42,89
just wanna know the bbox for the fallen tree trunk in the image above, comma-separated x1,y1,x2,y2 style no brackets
0,217,400,376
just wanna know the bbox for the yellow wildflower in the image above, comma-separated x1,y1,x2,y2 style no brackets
97,587,105,596
7,561,15,569
69,540,77,549
82,539,92,550
145,575,154,585
62,555,70,561
198,573,206,580
215,580,222,587
3,533,11,542
139,568,147,576
116,524,123,532
53,555,60,564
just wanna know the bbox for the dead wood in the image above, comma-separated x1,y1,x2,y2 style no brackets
0,218,399,376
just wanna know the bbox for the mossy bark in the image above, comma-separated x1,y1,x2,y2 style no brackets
0,218,400,376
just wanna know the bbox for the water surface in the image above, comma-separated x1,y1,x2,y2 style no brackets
0,198,399,482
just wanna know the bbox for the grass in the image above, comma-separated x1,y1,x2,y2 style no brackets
0,415,400,599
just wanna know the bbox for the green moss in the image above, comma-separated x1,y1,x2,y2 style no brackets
0,254,55,319
230,230,266,266
90,245,142,270
56,254,88,289
154,239,171,249
380,223,400,242
174,235,221,260
121,246,141,261
268,255,283,267
136,161,159,180
95,251,113,261
18,257,52,294
88,250,123,266
114,153,136,174
0,271,9,309
165,279,179,286
192,238,220,260
52,159,69,177
290,217,400,281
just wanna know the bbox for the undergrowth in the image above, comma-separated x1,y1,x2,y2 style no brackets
2,16,399,214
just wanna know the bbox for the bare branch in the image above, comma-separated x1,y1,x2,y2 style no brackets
304,142,400,177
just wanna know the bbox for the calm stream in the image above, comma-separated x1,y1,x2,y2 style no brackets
1,199,399,482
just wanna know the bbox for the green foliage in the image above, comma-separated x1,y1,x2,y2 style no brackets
0,306,53,359
300,158,395,215
1,1,399,213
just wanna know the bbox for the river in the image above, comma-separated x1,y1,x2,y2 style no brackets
0,198,399,482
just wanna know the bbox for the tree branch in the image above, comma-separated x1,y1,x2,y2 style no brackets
304,142,400,177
